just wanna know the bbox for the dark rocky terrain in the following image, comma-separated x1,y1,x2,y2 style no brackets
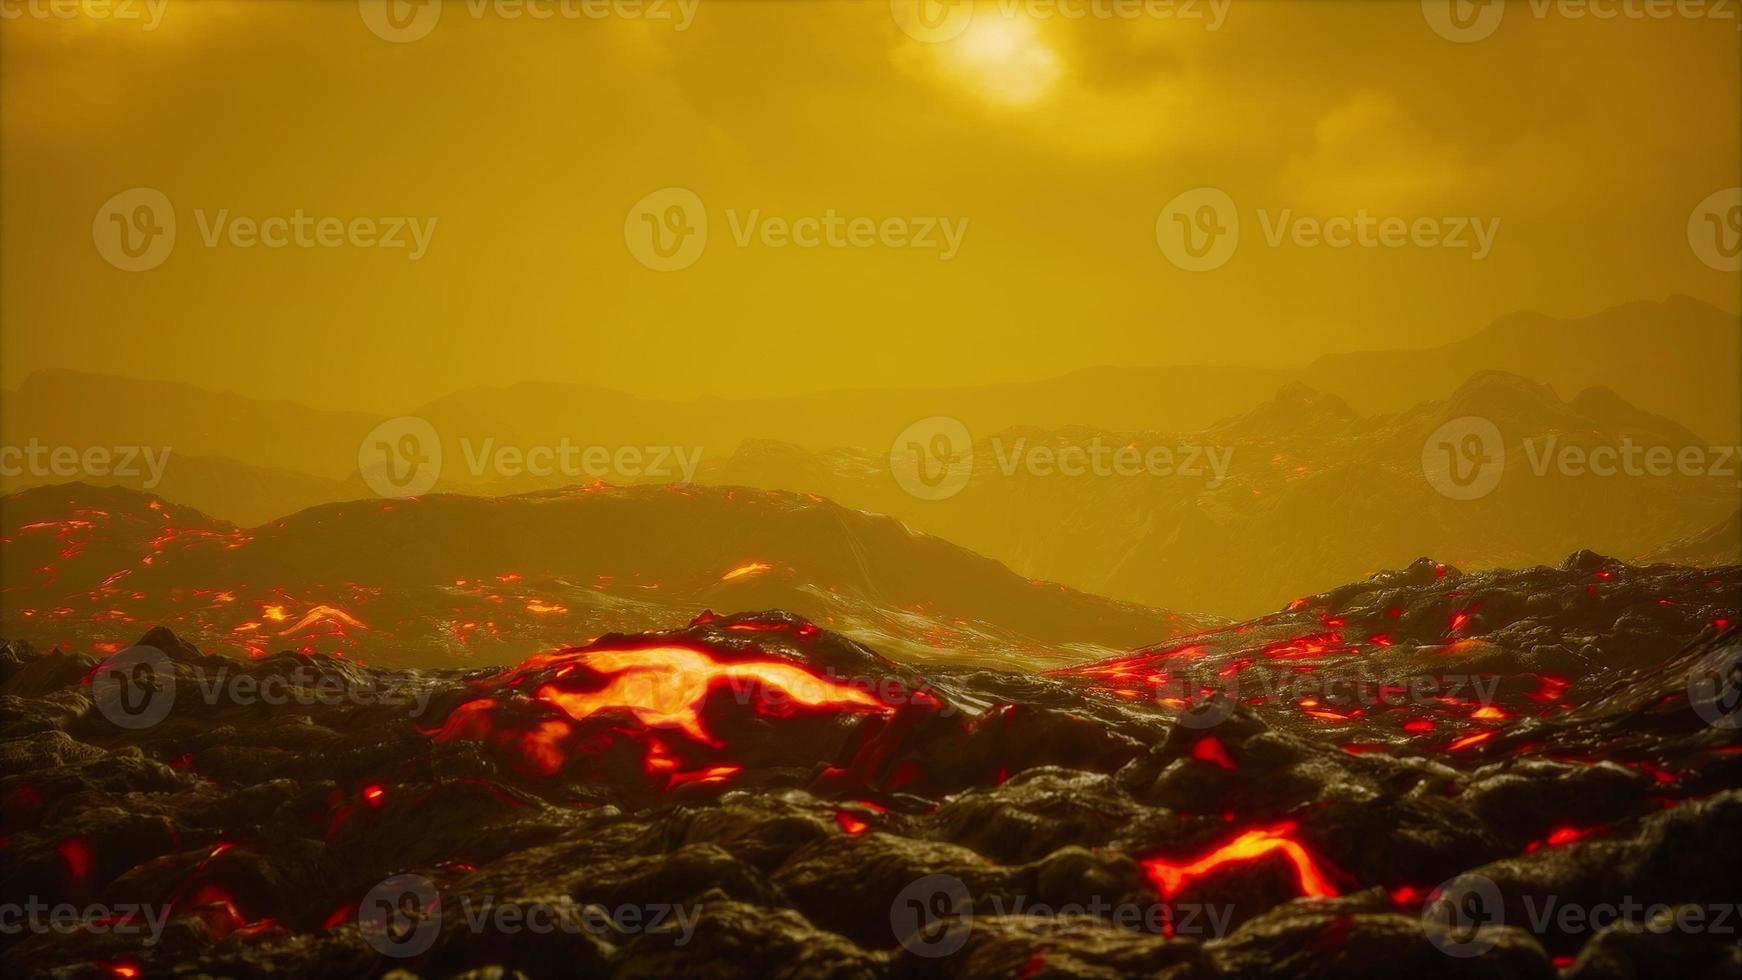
1,556,1737,978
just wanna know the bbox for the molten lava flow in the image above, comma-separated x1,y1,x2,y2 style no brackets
277,605,366,636
1446,730,1495,751
426,641,903,789
1141,822,1337,900
533,645,889,746
720,561,772,582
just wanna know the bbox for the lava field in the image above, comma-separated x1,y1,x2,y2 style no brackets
1,554,1739,979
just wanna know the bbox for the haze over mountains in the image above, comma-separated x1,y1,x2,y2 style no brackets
4,296,1735,477
3,297,1737,617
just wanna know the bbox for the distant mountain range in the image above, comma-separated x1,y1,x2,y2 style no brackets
3,295,1734,490
694,371,1740,616
3,297,1736,616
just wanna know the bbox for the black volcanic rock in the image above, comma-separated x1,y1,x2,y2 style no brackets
0,559,1736,978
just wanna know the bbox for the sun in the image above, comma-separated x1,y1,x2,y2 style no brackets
946,14,1061,107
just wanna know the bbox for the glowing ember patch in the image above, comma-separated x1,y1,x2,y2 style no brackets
666,764,742,787
57,838,93,881
1448,605,1479,634
1526,824,1603,851
1141,822,1337,899
1447,731,1494,751
1190,736,1237,770
1469,706,1508,720
361,785,386,805
525,600,568,615
1527,674,1571,703
1388,884,1427,906
720,562,772,582
835,810,870,835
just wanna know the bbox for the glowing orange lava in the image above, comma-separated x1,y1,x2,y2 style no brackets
1141,822,1337,899
277,605,366,636
533,645,889,745
720,561,772,582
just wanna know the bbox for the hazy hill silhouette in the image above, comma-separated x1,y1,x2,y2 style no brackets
694,371,1740,616
4,297,1733,499
0,483,1209,668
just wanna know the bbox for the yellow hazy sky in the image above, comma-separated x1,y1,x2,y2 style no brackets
2,0,1738,412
